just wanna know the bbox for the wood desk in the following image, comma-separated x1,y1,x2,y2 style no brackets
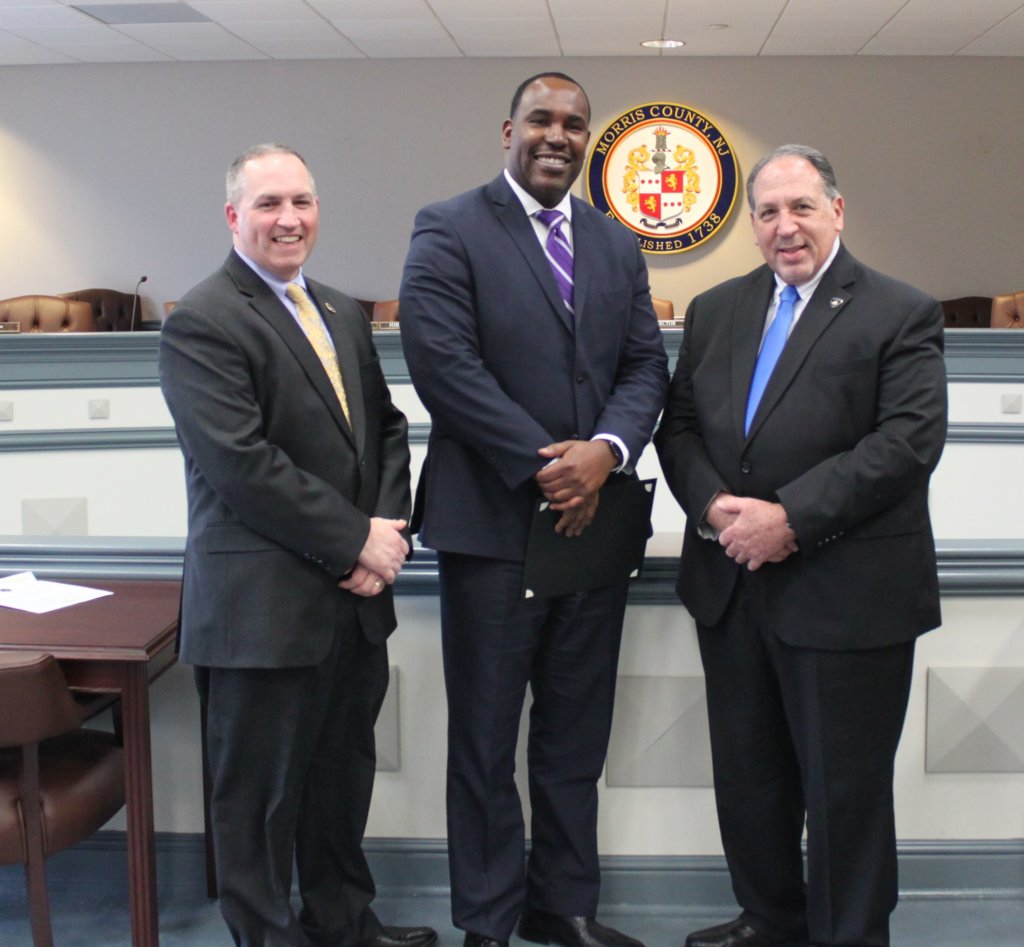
0,579,180,947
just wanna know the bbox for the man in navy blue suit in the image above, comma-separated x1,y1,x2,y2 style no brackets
400,74,668,947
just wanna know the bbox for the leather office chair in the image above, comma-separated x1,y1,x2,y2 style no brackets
372,299,400,323
940,295,992,328
0,652,125,947
58,288,139,332
991,290,1024,328
0,296,94,333
651,296,676,321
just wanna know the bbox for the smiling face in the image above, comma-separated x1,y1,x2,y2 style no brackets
750,154,844,285
503,76,591,208
225,152,319,281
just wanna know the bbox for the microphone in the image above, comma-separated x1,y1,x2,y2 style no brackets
129,275,148,332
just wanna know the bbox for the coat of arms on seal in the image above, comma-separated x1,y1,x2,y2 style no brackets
586,102,739,255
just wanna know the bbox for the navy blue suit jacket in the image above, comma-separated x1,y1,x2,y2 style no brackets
400,174,668,560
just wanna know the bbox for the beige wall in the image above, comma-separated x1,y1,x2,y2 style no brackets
1,56,1022,319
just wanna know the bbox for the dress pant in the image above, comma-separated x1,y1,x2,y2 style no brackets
197,623,389,947
438,551,629,941
696,575,915,947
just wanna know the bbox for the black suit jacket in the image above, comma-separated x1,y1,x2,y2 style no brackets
399,174,668,560
655,245,947,650
159,251,410,668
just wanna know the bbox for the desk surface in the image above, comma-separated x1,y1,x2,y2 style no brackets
0,579,179,663
0,578,181,947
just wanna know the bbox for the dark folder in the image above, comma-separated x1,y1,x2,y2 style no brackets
522,478,656,599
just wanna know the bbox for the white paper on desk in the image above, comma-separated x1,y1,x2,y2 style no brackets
0,571,113,614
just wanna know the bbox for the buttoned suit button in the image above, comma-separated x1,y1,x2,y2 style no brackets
740,461,752,474
576,374,586,383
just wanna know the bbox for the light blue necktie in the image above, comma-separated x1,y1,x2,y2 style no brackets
745,283,799,435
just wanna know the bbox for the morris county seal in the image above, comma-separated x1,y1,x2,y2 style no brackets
586,102,739,255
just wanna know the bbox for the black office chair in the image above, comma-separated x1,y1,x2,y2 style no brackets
0,652,126,946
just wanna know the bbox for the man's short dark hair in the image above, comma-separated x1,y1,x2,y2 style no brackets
509,72,591,122
226,143,315,204
746,144,840,207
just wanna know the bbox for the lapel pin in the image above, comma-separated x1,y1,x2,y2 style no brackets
830,297,844,309
323,301,337,313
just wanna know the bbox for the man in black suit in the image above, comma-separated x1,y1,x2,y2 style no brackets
160,143,436,947
399,74,667,947
655,144,947,947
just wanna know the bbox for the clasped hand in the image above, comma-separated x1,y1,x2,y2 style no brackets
534,439,616,537
710,494,798,571
339,517,409,597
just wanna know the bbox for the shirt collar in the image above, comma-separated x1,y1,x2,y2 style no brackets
774,236,842,302
503,168,573,224
235,248,307,297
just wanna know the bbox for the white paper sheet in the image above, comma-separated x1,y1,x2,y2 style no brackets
0,571,113,614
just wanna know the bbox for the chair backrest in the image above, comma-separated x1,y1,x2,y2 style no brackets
0,653,84,749
372,299,400,323
0,295,94,333
58,288,138,332
652,296,675,321
991,291,1024,329
940,295,992,329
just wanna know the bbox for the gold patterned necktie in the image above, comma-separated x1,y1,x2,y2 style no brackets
286,282,351,426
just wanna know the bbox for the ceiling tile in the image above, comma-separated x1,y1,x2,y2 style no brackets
188,0,320,22
113,19,265,58
0,25,77,60
0,3,96,27
430,0,549,17
56,38,171,60
248,35,364,59
310,0,433,20
446,17,559,56
329,16,462,57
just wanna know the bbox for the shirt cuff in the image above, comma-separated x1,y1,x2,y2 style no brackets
592,434,628,473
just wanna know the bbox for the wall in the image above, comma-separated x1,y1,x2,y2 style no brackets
1,56,1022,320
1,54,1024,855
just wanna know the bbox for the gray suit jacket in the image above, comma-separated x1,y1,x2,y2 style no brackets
160,251,410,668
655,245,947,650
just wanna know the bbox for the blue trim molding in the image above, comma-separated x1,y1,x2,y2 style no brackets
0,421,1015,453
2,328,1022,390
6,833,1022,903
1,537,1022,599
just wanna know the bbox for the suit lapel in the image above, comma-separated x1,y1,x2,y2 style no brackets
570,198,594,323
307,281,364,454
489,176,574,336
225,253,357,449
743,249,855,440
731,267,776,438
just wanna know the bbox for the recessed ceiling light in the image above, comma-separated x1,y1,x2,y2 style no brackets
641,39,686,49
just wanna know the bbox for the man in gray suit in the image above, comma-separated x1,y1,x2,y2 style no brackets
160,143,435,947
656,145,947,947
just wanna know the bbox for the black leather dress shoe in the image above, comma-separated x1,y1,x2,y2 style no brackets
517,908,644,947
684,917,806,947
365,926,439,947
463,932,508,947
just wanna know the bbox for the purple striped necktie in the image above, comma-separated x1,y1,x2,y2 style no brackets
535,209,575,313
